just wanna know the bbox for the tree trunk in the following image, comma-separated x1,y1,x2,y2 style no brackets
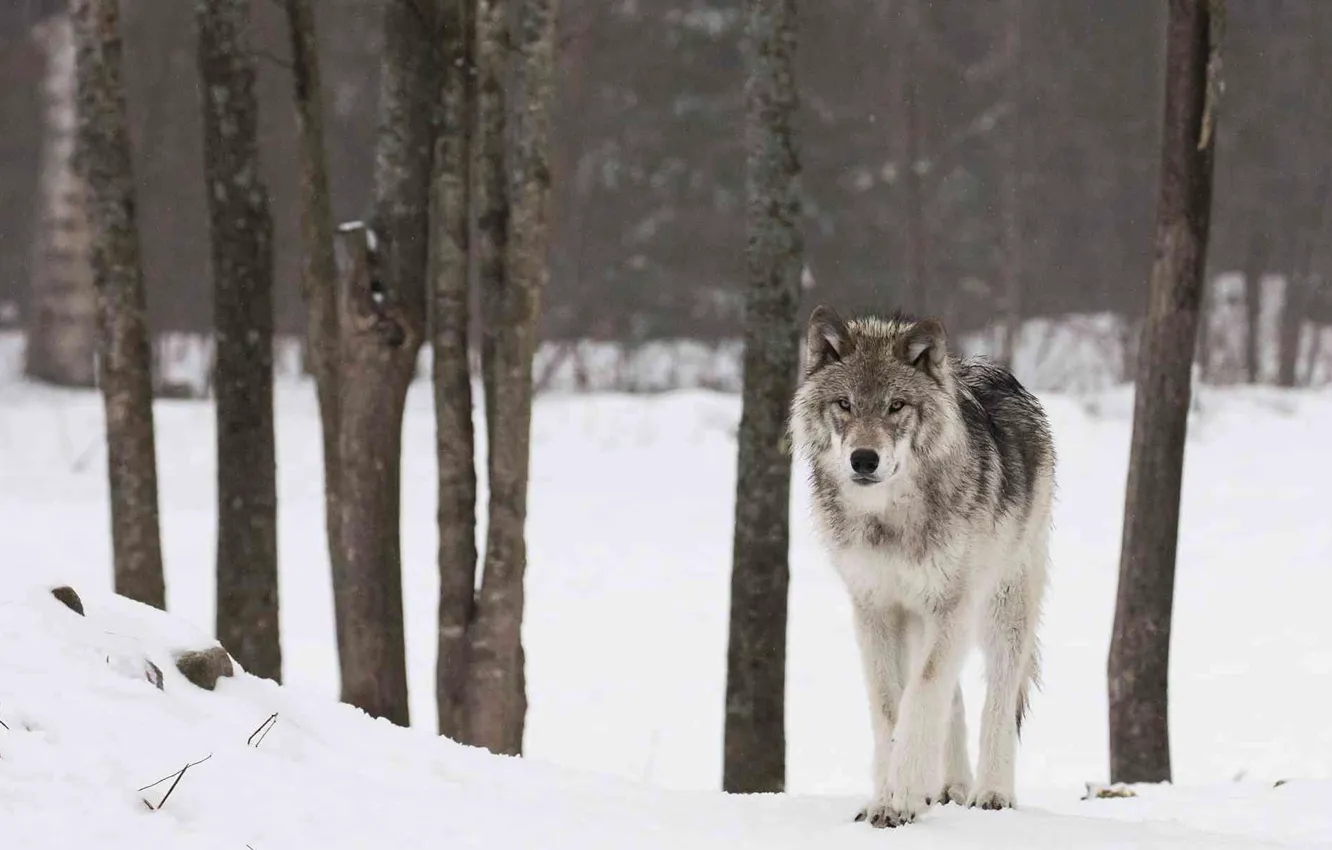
461,0,555,757
283,0,346,673
1242,233,1265,383
70,0,166,610
997,0,1025,369
334,0,434,726
197,0,280,682
1107,0,1220,786
1276,275,1307,387
723,0,802,795
893,0,928,317
432,0,479,741
28,14,98,388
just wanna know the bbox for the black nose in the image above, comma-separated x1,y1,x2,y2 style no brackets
850,449,879,475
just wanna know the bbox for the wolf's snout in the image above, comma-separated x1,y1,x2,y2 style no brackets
850,449,880,475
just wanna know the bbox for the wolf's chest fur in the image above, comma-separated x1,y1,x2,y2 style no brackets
833,542,948,611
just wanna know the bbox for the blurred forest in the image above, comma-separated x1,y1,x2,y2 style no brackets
3,0,1330,385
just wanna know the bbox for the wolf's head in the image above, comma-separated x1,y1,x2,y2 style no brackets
790,305,962,497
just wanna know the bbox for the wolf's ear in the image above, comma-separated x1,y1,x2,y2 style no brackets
902,318,947,374
806,305,853,374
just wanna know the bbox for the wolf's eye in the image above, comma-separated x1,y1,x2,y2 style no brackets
834,397,852,412
888,399,905,413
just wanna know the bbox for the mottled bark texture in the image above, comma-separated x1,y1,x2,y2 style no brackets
196,0,280,683
431,0,480,742
333,0,434,727
29,14,98,388
1108,0,1220,786
461,0,554,757
70,0,166,610
283,0,346,669
723,0,802,795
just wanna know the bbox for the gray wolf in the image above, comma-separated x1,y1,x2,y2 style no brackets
789,305,1054,828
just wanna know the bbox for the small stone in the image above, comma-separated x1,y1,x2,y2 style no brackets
51,586,84,616
175,647,235,691
144,660,164,690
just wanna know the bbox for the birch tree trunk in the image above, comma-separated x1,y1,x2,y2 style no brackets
334,0,434,726
723,0,803,795
461,0,556,757
431,0,480,742
70,0,166,609
1107,0,1221,786
28,14,98,388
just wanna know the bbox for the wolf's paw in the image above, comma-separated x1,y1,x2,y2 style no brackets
967,788,1015,811
938,781,970,806
854,790,929,828
854,799,915,829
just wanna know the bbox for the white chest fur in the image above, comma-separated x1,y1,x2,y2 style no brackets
832,543,948,612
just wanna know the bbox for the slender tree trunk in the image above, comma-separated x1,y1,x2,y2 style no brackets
28,14,98,388
997,0,1024,368
889,0,928,316
1276,275,1306,387
461,0,555,757
334,0,434,726
70,0,166,610
197,0,280,682
1242,234,1264,383
474,0,507,463
432,0,479,741
723,0,802,795
283,0,346,671
1107,0,1221,786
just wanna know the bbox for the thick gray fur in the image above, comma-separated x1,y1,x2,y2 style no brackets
789,305,1055,828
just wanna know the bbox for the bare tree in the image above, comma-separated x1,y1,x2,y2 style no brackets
723,0,803,794
28,13,97,388
893,0,928,317
1107,0,1222,785
432,0,479,741
996,0,1025,369
460,0,556,757
334,0,435,726
282,0,346,674
70,0,166,609
197,0,280,682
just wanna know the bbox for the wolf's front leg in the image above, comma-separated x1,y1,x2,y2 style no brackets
849,601,908,826
877,609,969,827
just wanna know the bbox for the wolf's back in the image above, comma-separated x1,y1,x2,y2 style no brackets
952,358,1055,520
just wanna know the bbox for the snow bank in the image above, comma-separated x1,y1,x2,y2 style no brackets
2,583,1328,848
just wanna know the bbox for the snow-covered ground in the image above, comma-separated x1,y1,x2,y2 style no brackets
4,337,1332,847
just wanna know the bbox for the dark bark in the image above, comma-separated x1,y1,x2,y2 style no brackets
432,0,479,741
1239,219,1268,383
197,0,280,682
334,0,434,726
461,0,554,757
1107,0,1220,786
1276,275,1307,387
997,0,1025,368
70,0,166,610
283,0,346,669
723,0,802,795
